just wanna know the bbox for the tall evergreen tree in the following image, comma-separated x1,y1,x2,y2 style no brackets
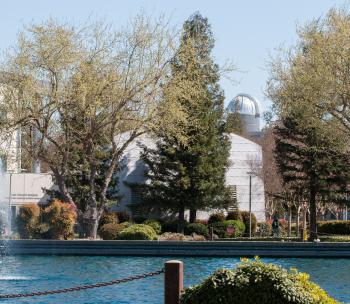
274,114,350,240
139,13,230,232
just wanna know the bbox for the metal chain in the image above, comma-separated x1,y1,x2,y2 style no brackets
0,269,164,299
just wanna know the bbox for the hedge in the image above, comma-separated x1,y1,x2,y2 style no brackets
118,224,157,240
317,221,350,235
181,259,339,304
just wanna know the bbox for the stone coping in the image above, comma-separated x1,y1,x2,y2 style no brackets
2,240,350,257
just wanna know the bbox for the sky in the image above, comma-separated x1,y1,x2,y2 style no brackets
0,0,347,118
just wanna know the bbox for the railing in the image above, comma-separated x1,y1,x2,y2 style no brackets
0,260,185,304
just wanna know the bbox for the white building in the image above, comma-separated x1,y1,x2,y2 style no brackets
114,132,265,221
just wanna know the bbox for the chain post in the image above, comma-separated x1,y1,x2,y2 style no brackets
164,260,183,304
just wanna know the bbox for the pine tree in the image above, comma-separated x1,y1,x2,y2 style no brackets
274,114,350,240
139,13,230,232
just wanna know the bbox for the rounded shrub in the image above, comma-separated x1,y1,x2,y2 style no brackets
317,220,350,235
226,211,242,221
185,223,209,238
42,200,77,239
98,212,119,230
181,259,339,304
99,222,131,240
210,220,245,238
240,211,257,235
208,212,225,225
143,220,162,234
118,224,157,240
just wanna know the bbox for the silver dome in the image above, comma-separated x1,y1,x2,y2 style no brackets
226,93,261,135
226,93,260,117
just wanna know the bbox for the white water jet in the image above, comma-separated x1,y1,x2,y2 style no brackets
0,160,10,256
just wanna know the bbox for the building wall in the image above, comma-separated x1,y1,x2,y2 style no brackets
0,173,54,215
226,134,265,221
115,133,266,221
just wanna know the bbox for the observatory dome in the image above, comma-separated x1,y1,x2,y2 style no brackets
226,93,260,117
226,93,261,135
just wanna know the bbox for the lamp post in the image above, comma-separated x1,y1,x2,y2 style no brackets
249,174,252,239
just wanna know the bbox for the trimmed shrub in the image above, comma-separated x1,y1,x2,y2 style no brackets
185,223,209,238
16,204,40,239
257,222,272,237
143,220,162,234
118,224,157,240
161,220,188,233
208,212,225,225
181,259,339,304
317,220,350,235
226,211,242,221
240,211,257,235
98,212,119,230
99,222,131,240
211,220,245,238
42,200,77,239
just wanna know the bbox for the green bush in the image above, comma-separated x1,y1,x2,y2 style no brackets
317,220,350,235
118,224,157,240
185,223,209,238
257,222,272,237
143,220,162,234
240,211,257,235
226,211,242,221
181,259,338,304
210,220,245,238
161,220,188,233
16,204,40,239
99,222,131,240
208,212,225,225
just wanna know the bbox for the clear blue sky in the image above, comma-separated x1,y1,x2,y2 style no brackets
0,0,346,116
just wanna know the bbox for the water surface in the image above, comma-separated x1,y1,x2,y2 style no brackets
0,256,349,303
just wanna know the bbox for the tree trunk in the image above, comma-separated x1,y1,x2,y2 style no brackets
288,206,292,237
189,209,197,223
308,177,317,241
177,206,185,234
82,206,103,239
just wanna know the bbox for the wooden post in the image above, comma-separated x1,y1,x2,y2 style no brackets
165,260,184,304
